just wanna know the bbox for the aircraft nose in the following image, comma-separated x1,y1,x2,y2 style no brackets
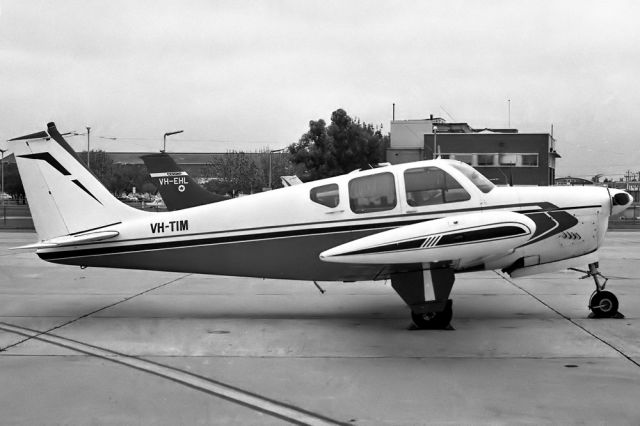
613,191,632,206
610,189,633,215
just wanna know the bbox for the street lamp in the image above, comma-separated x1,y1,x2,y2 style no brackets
432,125,438,159
86,127,91,170
162,130,184,153
1,148,6,224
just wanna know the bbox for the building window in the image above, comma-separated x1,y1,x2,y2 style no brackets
404,167,471,206
521,154,538,167
310,184,339,208
499,153,517,166
349,172,397,213
476,154,495,166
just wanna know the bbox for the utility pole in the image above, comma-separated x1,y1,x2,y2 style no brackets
86,127,91,170
508,99,511,128
1,148,6,225
625,170,633,182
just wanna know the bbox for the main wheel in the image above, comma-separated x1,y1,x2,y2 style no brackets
411,300,453,329
589,290,619,318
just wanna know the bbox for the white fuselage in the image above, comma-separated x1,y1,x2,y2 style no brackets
35,160,626,282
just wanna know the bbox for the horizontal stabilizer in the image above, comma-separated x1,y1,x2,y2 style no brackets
8,130,50,141
13,230,119,250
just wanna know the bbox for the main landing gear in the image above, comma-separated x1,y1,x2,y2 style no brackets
571,262,622,318
410,300,453,329
391,267,455,330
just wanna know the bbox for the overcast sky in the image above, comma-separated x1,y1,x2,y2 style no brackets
1,0,638,177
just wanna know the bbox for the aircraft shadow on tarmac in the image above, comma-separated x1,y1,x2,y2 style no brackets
18,293,569,325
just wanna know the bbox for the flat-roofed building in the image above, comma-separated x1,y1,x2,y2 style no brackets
386,116,560,186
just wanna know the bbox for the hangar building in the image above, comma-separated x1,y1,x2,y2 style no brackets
387,116,560,186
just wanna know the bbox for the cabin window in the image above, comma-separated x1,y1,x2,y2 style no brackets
349,172,397,213
310,184,340,208
449,162,495,193
404,167,471,206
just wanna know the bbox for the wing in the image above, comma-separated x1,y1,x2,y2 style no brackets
320,211,536,266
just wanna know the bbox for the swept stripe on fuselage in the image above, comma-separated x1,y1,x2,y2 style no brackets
38,202,595,264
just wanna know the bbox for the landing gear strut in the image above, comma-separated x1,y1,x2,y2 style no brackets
391,267,455,330
570,262,621,318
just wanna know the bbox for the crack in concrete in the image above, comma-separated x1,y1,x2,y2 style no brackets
495,270,640,369
0,273,192,352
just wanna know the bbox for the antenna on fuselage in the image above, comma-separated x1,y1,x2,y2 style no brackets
312,281,326,294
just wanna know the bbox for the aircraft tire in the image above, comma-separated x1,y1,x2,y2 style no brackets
411,300,453,329
589,290,619,318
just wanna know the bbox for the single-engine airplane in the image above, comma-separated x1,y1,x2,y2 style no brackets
8,123,634,329
141,153,228,211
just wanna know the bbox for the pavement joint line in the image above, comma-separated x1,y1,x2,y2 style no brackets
0,322,347,426
0,353,630,361
0,274,193,353
495,270,640,369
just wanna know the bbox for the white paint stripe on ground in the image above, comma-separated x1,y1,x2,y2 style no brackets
0,322,344,426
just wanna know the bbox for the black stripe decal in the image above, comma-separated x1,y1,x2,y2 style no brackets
72,179,102,205
18,152,70,176
69,222,123,236
436,225,527,246
37,222,401,261
37,205,595,262
337,238,427,257
334,224,528,257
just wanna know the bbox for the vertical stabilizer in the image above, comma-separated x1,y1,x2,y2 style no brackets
141,153,228,211
9,123,144,240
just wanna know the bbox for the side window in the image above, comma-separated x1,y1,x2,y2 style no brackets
349,172,397,213
404,167,470,207
310,184,339,208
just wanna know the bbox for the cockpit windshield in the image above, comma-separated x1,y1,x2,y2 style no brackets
448,162,495,193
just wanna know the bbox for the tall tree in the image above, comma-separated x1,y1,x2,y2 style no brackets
203,150,293,196
3,164,25,203
288,108,388,181
204,151,261,196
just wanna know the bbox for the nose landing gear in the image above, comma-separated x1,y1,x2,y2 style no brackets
570,262,623,318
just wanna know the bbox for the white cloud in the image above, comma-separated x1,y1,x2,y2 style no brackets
1,0,639,175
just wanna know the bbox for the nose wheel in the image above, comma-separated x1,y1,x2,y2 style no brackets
589,290,619,318
570,262,622,319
